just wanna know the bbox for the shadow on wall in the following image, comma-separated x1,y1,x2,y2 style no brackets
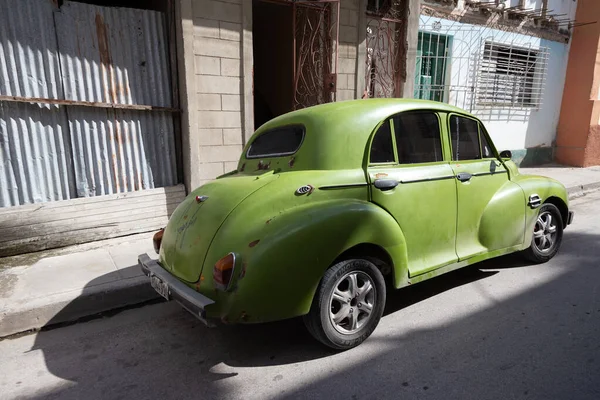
25,228,600,399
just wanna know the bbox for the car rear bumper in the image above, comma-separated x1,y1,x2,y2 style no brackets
138,253,215,327
567,210,574,226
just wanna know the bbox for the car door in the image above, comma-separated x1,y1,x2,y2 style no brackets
368,110,458,277
447,113,525,259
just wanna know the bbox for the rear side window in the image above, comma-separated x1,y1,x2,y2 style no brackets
393,112,442,164
450,115,481,161
247,126,304,158
370,121,395,163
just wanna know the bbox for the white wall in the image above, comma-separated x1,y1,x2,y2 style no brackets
418,15,570,152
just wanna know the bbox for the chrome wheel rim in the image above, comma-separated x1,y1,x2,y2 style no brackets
533,210,558,253
328,271,376,335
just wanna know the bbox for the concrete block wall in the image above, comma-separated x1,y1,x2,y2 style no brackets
192,0,245,185
337,0,360,101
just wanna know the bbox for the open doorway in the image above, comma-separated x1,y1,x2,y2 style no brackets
252,0,294,129
252,0,339,129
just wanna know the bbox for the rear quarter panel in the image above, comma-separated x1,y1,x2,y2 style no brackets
198,170,409,324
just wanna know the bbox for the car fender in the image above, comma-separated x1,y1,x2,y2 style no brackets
478,180,527,250
202,197,409,323
512,174,570,248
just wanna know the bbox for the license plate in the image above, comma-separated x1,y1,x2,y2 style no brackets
151,275,170,300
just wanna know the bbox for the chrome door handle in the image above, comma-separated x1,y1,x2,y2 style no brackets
456,172,472,182
374,179,399,191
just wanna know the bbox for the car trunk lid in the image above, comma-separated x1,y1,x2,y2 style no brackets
159,172,278,283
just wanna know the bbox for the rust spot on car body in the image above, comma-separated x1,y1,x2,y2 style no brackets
240,163,246,172
249,239,260,248
288,156,295,167
257,160,271,170
375,173,388,179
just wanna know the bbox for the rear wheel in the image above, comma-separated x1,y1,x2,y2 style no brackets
523,203,563,263
304,259,386,350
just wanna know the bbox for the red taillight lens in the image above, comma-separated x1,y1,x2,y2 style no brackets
153,229,164,254
213,253,236,290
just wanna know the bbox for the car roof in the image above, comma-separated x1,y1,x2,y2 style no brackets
245,99,476,170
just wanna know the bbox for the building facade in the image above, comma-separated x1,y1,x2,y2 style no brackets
0,0,579,256
414,0,577,166
556,0,600,167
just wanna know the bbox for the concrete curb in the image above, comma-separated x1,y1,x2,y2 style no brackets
567,182,600,199
0,276,160,338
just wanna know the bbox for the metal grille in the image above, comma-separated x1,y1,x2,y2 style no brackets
364,0,408,98
0,0,178,207
415,16,550,115
293,0,338,110
476,41,549,108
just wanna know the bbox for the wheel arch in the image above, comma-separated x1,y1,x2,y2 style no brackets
545,196,569,228
333,243,396,288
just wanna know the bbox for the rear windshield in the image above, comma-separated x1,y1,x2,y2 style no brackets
246,125,305,158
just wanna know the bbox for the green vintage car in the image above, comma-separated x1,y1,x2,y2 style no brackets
139,99,574,349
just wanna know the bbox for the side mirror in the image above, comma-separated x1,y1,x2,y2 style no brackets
499,150,512,159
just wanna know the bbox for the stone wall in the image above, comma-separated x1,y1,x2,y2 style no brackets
192,0,245,186
337,0,360,101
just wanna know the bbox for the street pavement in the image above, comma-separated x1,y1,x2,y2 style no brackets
1,192,600,400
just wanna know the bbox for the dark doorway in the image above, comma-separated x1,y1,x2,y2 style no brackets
252,0,294,129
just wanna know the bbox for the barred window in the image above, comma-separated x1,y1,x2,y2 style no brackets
477,41,548,108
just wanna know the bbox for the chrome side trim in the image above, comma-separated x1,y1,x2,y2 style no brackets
400,175,455,184
319,183,369,190
472,170,508,177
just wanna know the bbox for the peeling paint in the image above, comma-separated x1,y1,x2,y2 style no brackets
249,239,260,248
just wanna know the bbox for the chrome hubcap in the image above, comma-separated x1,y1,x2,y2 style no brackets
329,271,376,335
533,211,557,253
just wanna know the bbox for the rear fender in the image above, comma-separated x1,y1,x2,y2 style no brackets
202,199,408,323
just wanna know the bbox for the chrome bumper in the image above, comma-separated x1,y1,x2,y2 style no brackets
138,253,215,327
567,210,574,226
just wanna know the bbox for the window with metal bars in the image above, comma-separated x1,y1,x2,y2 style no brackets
476,41,547,109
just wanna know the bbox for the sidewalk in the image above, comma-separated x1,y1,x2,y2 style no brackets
2,165,600,338
519,164,600,198
0,233,160,337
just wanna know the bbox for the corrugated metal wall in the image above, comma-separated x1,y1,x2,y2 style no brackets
0,0,76,205
0,0,178,207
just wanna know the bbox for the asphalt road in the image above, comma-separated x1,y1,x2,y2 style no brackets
2,192,600,400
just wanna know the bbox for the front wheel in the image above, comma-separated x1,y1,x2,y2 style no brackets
303,259,386,350
523,203,564,263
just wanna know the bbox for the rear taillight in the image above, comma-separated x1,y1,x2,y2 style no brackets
153,228,164,254
213,253,236,291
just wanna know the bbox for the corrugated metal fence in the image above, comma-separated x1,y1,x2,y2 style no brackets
0,0,178,208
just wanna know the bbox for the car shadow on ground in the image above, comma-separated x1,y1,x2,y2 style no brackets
25,231,600,399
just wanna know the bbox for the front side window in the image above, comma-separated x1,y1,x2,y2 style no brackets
450,115,481,161
393,111,442,164
479,124,494,158
247,126,304,158
369,120,395,163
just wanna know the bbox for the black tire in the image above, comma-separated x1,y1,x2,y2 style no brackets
303,259,386,350
523,203,564,264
